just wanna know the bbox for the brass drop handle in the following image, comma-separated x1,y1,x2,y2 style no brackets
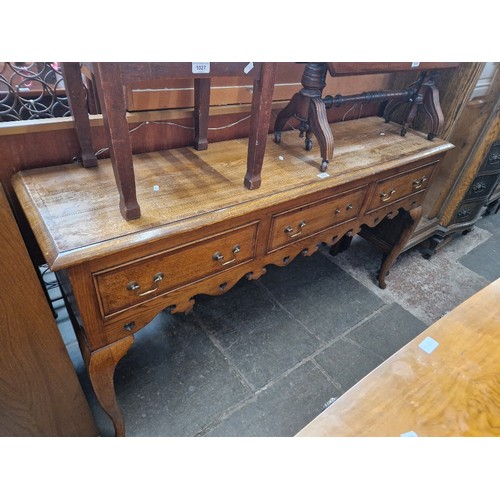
284,220,306,238
127,272,164,297
380,188,396,202
213,245,241,266
335,204,352,214
412,176,427,190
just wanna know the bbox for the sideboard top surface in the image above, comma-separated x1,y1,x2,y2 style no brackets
13,117,453,269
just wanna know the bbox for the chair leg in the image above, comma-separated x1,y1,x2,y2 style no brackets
61,62,98,168
244,62,277,190
194,78,210,150
93,63,141,220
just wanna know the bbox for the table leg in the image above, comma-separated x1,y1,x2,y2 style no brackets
274,92,303,143
378,206,423,289
88,335,134,437
308,97,334,171
329,232,353,256
400,97,421,138
274,91,334,171
274,63,333,172
398,71,444,140
383,96,408,125
422,83,444,140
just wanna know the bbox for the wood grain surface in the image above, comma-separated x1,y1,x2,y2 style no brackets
329,62,459,76
438,69,500,226
13,117,453,270
297,278,500,437
0,185,97,436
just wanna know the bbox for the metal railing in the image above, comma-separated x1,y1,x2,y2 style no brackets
0,62,70,121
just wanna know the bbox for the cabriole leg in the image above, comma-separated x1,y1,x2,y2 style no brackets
378,206,422,289
88,335,134,437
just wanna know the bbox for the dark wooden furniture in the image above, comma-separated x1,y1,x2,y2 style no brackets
297,277,500,437
447,140,500,225
0,184,97,436
419,64,500,257
485,177,500,215
274,62,458,172
13,117,453,436
61,62,277,220
424,139,500,256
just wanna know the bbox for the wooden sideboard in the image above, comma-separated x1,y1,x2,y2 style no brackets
12,117,453,436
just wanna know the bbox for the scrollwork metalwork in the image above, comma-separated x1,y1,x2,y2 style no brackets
472,181,487,193
457,208,472,219
488,152,500,166
0,62,71,121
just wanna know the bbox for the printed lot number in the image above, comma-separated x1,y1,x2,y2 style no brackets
192,62,210,74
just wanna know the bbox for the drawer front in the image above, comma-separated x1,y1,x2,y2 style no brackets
366,163,436,213
464,173,500,201
481,141,500,174
267,186,367,252
94,222,259,316
452,201,485,225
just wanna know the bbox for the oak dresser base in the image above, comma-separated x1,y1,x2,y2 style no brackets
13,117,453,436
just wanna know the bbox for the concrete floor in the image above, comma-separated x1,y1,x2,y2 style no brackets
51,212,500,437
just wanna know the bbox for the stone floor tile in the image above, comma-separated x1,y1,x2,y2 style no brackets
345,303,427,360
314,338,384,393
458,233,500,282
81,312,252,437
476,212,500,234
205,361,340,437
195,279,321,389
259,251,385,341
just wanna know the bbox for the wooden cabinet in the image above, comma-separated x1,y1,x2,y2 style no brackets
418,63,500,256
0,184,97,436
373,62,500,256
486,176,500,215
450,140,500,225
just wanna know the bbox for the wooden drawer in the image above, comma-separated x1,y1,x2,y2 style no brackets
452,201,485,225
267,186,367,252
481,141,500,174
94,222,259,317
464,173,500,201
366,163,436,213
